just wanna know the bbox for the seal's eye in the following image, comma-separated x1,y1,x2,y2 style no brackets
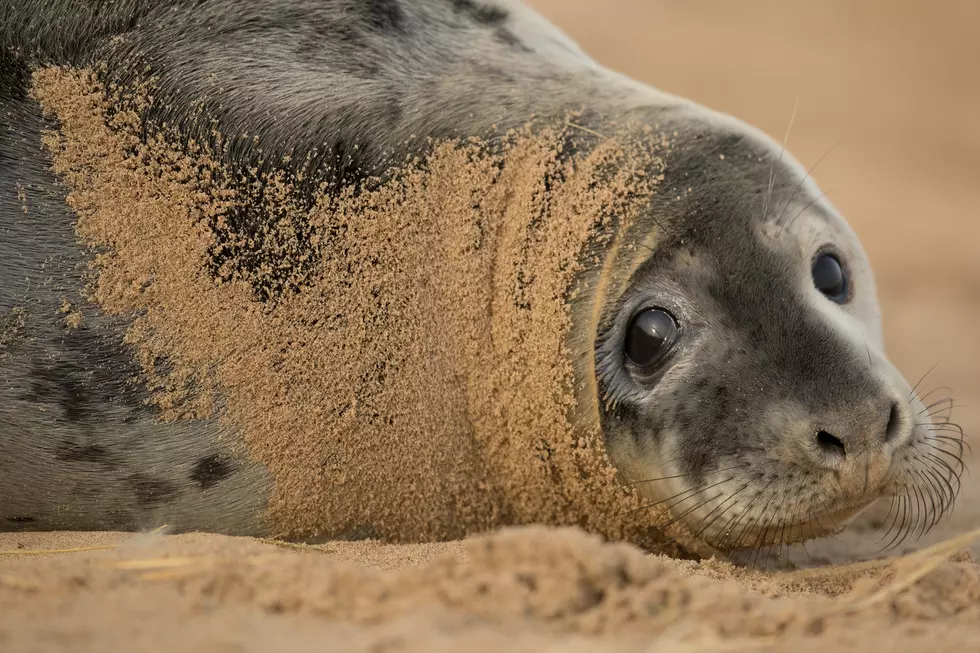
812,252,849,303
625,308,678,369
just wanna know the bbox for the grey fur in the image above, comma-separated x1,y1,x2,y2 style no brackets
0,0,959,548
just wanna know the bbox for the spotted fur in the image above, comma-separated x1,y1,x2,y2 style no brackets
0,0,960,549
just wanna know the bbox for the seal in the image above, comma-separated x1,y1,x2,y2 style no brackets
0,0,963,554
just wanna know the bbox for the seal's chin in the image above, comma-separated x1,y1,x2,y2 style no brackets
650,472,895,554
720,497,878,552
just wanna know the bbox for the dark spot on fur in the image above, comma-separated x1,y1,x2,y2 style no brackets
0,308,29,357
190,454,235,489
363,0,404,30
55,440,118,467
27,363,88,421
20,324,152,421
6,516,35,524
713,385,730,421
450,0,508,25
383,97,403,125
495,28,531,52
128,475,179,508
676,409,694,432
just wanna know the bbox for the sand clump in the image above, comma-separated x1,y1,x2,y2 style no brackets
3,527,980,652
30,66,676,545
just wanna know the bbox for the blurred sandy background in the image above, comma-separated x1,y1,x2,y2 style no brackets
529,0,980,558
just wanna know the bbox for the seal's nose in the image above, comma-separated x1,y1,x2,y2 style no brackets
814,402,903,461
808,400,904,494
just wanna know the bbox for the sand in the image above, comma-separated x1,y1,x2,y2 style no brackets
30,65,676,548
3,0,980,650
3,526,980,652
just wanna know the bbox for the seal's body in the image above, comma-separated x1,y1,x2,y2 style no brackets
0,0,960,552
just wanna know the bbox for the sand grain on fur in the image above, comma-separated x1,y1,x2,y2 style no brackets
31,66,675,545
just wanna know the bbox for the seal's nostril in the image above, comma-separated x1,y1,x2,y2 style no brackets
884,402,902,442
816,430,846,457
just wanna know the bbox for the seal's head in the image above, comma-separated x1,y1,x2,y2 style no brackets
596,108,964,552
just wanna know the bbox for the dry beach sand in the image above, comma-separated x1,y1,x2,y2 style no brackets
3,0,980,651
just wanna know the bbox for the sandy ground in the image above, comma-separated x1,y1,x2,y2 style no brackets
2,0,979,651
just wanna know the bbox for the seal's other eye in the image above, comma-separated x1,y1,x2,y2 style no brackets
625,308,678,369
812,252,849,303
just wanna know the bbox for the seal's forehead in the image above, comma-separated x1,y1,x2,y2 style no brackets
653,119,804,232
641,114,862,261
609,108,881,327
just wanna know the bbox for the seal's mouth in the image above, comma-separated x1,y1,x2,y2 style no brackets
671,430,965,556
729,497,877,551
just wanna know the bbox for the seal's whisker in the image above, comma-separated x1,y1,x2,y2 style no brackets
876,492,905,544
622,486,699,516
729,479,778,550
929,432,971,457
926,419,965,431
916,456,959,502
625,476,732,516
925,436,968,461
908,483,926,543
925,404,964,421
924,427,969,449
876,498,906,551
789,496,812,555
924,423,965,435
909,361,941,398
762,93,799,224
921,447,967,477
918,396,956,416
912,384,951,405
918,395,953,415
625,472,696,486
761,499,789,567
760,493,791,569
926,430,967,444
922,456,966,496
689,481,753,542
914,456,964,497
777,498,807,563
819,502,844,540
809,507,838,544
785,190,825,231
870,494,899,537
881,493,916,551
775,136,844,228
705,486,762,551
744,487,784,564
712,485,765,551
913,467,942,513
626,464,740,487
799,508,821,563
916,464,955,520
659,491,730,531
913,442,966,482
909,481,929,541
